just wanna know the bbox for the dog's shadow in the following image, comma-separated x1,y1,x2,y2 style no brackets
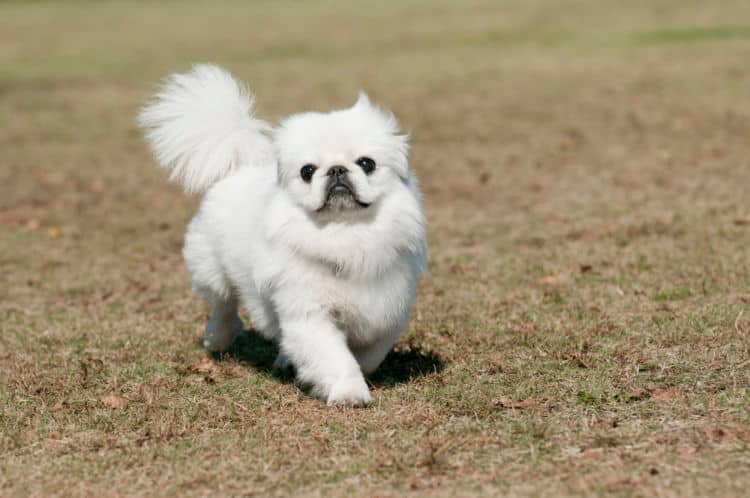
213,329,444,388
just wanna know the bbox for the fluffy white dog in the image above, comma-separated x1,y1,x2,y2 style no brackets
138,65,427,406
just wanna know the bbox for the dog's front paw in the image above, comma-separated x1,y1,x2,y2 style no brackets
326,376,372,407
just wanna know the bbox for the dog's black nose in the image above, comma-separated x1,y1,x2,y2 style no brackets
327,165,348,177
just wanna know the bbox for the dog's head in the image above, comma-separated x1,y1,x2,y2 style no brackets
274,93,410,216
267,94,425,277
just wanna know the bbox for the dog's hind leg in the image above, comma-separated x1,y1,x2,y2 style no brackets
183,215,243,352
203,292,244,352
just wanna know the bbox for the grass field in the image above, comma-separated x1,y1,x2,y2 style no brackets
2,1,749,496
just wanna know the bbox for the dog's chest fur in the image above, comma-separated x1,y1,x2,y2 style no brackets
311,263,415,346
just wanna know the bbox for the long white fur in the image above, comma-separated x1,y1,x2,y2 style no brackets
137,64,274,194
139,65,427,406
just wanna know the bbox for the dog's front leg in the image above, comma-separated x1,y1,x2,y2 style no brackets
279,317,372,407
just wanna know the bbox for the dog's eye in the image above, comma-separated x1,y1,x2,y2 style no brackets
355,156,376,174
300,164,317,182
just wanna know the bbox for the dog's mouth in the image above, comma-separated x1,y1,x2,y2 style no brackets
318,179,370,211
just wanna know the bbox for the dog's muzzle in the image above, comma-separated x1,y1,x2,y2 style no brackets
320,166,370,210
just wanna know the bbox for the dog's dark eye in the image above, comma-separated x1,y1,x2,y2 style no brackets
355,156,376,174
300,164,317,182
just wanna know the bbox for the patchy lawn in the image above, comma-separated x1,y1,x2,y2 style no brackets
1,0,749,496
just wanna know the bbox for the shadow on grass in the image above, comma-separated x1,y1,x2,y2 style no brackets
368,345,445,388
212,329,445,388
210,329,294,384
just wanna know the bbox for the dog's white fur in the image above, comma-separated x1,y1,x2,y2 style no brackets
138,65,427,406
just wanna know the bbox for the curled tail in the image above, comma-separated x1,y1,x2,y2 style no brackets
138,64,274,194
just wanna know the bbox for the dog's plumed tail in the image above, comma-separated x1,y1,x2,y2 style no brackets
138,64,274,194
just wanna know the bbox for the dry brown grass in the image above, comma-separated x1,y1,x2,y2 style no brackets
1,1,749,496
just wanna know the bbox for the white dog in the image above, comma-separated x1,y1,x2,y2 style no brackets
138,65,427,406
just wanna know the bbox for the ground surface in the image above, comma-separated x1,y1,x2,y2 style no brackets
1,1,749,496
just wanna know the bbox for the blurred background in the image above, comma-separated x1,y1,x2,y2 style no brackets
2,1,749,496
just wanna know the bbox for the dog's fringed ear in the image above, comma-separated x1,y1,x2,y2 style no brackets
353,91,403,134
354,91,372,109
352,91,409,179
352,91,410,178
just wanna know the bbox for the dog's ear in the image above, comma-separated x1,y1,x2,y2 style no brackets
354,91,372,109
352,91,410,178
352,91,402,134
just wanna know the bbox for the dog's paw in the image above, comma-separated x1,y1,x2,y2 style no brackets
203,315,243,352
326,376,372,407
203,333,237,353
272,352,293,371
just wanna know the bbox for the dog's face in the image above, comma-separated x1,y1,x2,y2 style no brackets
274,94,409,215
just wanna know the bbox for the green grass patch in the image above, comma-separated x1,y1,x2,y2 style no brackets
654,287,693,301
631,26,750,45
